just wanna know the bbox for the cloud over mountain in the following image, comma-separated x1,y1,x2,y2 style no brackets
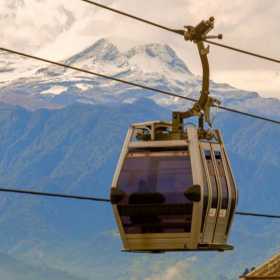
1,0,279,97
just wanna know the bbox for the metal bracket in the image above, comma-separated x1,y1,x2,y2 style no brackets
172,17,223,138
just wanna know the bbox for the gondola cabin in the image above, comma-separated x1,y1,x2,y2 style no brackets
110,121,237,252
110,17,238,252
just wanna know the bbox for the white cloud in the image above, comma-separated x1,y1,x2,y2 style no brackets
1,0,279,98
144,257,196,280
213,70,280,99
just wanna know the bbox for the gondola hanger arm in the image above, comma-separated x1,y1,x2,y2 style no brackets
172,17,222,135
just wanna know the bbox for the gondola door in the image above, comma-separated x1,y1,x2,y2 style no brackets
211,144,231,244
200,140,236,245
212,135,238,244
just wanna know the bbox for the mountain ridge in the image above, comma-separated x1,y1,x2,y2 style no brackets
1,38,279,120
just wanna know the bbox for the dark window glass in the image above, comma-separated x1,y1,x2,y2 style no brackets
117,151,193,233
201,151,209,231
204,150,218,208
215,152,229,209
223,152,237,234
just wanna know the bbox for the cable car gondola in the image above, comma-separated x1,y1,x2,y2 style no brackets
110,17,238,253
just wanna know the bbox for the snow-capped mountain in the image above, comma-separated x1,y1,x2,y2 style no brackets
0,38,280,118
0,50,42,83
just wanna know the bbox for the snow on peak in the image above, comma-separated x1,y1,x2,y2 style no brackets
1,37,279,119
65,38,128,69
35,39,130,78
125,43,191,74
41,85,67,96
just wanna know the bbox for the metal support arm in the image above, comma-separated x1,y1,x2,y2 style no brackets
172,17,222,136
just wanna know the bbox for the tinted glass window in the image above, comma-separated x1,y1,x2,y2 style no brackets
215,152,229,210
223,153,237,234
117,151,193,233
200,150,209,232
204,150,218,208
118,151,193,202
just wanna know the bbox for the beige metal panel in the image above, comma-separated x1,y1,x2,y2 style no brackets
127,237,192,251
111,127,134,249
217,130,238,237
223,150,237,235
219,146,233,243
113,205,129,249
200,142,217,244
128,140,188,149
217,130,238,203
111,128,133,188
187,127,203,248
128,151,188,158
126,232,191,239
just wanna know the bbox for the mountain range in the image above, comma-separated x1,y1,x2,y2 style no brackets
1,39,280,117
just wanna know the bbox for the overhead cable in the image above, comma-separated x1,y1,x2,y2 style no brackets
204,39,280,64
80,0,280,64
0,187,110,202
0,187,279,219
235,211,280,219
80,0,184,35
